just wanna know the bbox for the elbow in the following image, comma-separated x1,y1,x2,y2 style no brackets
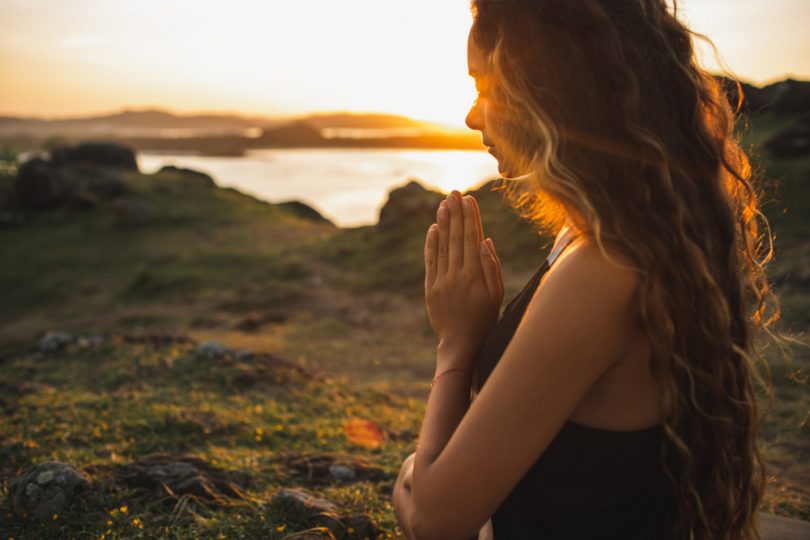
410,500,479,540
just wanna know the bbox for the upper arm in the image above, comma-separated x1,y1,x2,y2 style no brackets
411,241,641,539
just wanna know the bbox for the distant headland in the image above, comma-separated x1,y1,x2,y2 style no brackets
1,76,808,157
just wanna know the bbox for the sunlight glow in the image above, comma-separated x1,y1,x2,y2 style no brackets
0,0,807,124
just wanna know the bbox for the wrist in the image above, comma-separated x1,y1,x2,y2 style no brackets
436,338,480,372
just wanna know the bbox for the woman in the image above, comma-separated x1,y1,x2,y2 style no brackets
392,1,779,539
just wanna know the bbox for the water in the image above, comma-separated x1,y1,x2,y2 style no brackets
136,148,500,228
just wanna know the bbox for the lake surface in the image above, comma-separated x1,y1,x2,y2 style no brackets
136,148,500,228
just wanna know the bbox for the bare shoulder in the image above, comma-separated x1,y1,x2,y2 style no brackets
538,235,641,307
521,236,642,363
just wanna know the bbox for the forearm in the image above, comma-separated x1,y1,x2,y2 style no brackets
413,341,476,501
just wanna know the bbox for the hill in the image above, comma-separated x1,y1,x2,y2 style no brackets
0,88,808,536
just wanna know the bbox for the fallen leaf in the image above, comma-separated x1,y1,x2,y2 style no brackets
343,418,385,449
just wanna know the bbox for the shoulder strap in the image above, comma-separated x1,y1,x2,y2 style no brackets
546,225,576,267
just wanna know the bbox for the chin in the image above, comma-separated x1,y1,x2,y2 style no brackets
497,161,516,179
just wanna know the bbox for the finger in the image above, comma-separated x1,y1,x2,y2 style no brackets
480,241,499,304
462,196,479,269
468,195,484,244
486,238,505,300
437,200,449,274
424,223,438,288
448,191,464,270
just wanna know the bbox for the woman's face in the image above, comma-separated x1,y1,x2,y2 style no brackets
466,29,519,178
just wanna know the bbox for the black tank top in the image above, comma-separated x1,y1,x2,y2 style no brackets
473,245,680,539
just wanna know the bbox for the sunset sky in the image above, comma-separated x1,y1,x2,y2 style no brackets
1,0,808,127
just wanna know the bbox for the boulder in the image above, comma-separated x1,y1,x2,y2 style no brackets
157,165,216,189
14,157,74,208
38,331,73,352
377,179,444,231
276,200,330,223
14,158,130,209
50,142,138,171
8,462,91,519
60,162,129,199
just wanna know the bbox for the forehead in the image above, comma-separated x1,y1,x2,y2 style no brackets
467,30,488,77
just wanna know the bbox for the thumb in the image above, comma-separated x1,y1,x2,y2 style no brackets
480,240,499,304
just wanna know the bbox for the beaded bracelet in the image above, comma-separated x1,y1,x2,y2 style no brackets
429,368,471,391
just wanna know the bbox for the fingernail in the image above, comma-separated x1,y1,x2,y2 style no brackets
438,206,447,220
462,197,471,212
480,242,488,255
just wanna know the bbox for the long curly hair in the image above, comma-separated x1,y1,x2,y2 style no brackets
469,1,781,538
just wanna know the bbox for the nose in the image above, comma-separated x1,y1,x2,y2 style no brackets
465,99,484,132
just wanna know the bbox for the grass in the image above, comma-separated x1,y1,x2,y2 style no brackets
0,338,424,538
0,118,808,537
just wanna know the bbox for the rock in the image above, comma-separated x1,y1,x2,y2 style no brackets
157,165,216,189
9,462,91,519
195,340,230,359
111,198,152,228
276,200,330,223
14,157,130,209
14,157,74,208
377,180,444,231
60,162,129,199
50,142,138,171
38,331,73,352
328,464,356,482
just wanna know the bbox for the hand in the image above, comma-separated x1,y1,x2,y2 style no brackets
424,191,505,359
396,452,415,492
